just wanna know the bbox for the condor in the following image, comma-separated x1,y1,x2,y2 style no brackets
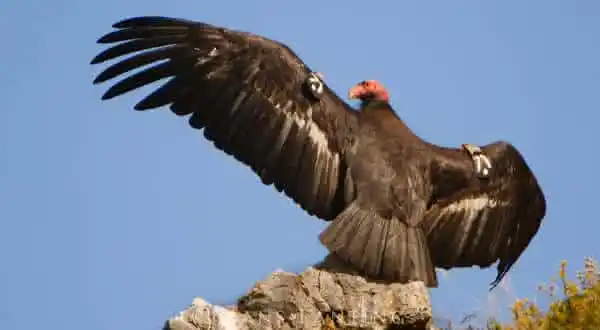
91,16,546,289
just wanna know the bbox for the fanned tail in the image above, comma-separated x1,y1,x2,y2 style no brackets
319,203,438,287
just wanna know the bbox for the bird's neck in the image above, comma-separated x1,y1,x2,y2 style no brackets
360,99,395,113
360,100,420,142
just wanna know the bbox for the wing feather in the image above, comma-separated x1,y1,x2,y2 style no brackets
421,142,546,289
91,16,359,220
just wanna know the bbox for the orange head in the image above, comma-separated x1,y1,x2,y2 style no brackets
348,80,390,103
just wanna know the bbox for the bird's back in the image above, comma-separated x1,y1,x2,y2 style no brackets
319,102,440,286
343,102,435,218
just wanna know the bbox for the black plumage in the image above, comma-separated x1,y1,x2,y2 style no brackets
91,16,547,289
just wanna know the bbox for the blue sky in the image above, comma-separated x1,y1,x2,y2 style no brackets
1,1,598,329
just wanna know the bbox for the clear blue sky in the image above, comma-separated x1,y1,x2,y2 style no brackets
1,1,598,329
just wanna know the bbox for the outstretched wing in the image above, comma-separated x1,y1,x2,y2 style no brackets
420,142,546,289
91,16,359,220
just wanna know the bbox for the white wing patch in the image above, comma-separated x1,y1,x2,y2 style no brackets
443,196,510,253
425,195,511,256
265,98,341,208
272,100,340,174
445,195,504,214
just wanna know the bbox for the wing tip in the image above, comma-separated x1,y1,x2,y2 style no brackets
92,67,117,84
91,68,111,84
112,16,143,29
133,101,153,111
111,16,184,29
100,92,114,101
90,56,104,65
96,33,119,45
90,47,115,65
100,85,123,100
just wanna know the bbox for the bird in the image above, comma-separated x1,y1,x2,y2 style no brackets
90,15,547,289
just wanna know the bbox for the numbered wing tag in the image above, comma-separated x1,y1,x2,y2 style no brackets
304,72,325,100
461,143,493,179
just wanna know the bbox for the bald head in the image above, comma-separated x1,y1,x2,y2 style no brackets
348,80,389,103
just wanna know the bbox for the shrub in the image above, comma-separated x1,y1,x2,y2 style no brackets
488,258,600,330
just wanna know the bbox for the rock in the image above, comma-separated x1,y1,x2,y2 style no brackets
165,254,434,330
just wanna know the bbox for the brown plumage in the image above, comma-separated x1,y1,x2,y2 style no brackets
91,16,547,289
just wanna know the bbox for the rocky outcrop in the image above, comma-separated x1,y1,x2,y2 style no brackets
165,254,434,330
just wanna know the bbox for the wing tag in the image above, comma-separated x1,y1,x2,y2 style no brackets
462,143,492,179
304,72,325,100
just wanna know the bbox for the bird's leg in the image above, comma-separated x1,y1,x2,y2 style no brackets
461,143,492,179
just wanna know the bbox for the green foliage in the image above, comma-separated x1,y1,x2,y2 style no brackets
491,258,600,330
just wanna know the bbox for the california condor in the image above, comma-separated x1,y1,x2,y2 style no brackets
91,16,547,289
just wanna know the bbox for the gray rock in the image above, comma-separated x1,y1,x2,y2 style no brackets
165,254,434,330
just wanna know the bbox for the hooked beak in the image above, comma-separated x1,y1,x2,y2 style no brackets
348,85,362,100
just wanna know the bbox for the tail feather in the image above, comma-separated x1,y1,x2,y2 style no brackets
319,204,438,287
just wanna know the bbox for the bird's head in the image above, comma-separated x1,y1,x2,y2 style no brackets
348,80,390,104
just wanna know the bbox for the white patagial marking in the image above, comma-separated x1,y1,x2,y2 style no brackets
251,81,332,161
468,207,492,254
289,106,341,184
444,195,508,252
271,100,337,164
270,100,294,154
271,99,340,202
295,107,330,154
445,196,500,213
233,86,341,203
